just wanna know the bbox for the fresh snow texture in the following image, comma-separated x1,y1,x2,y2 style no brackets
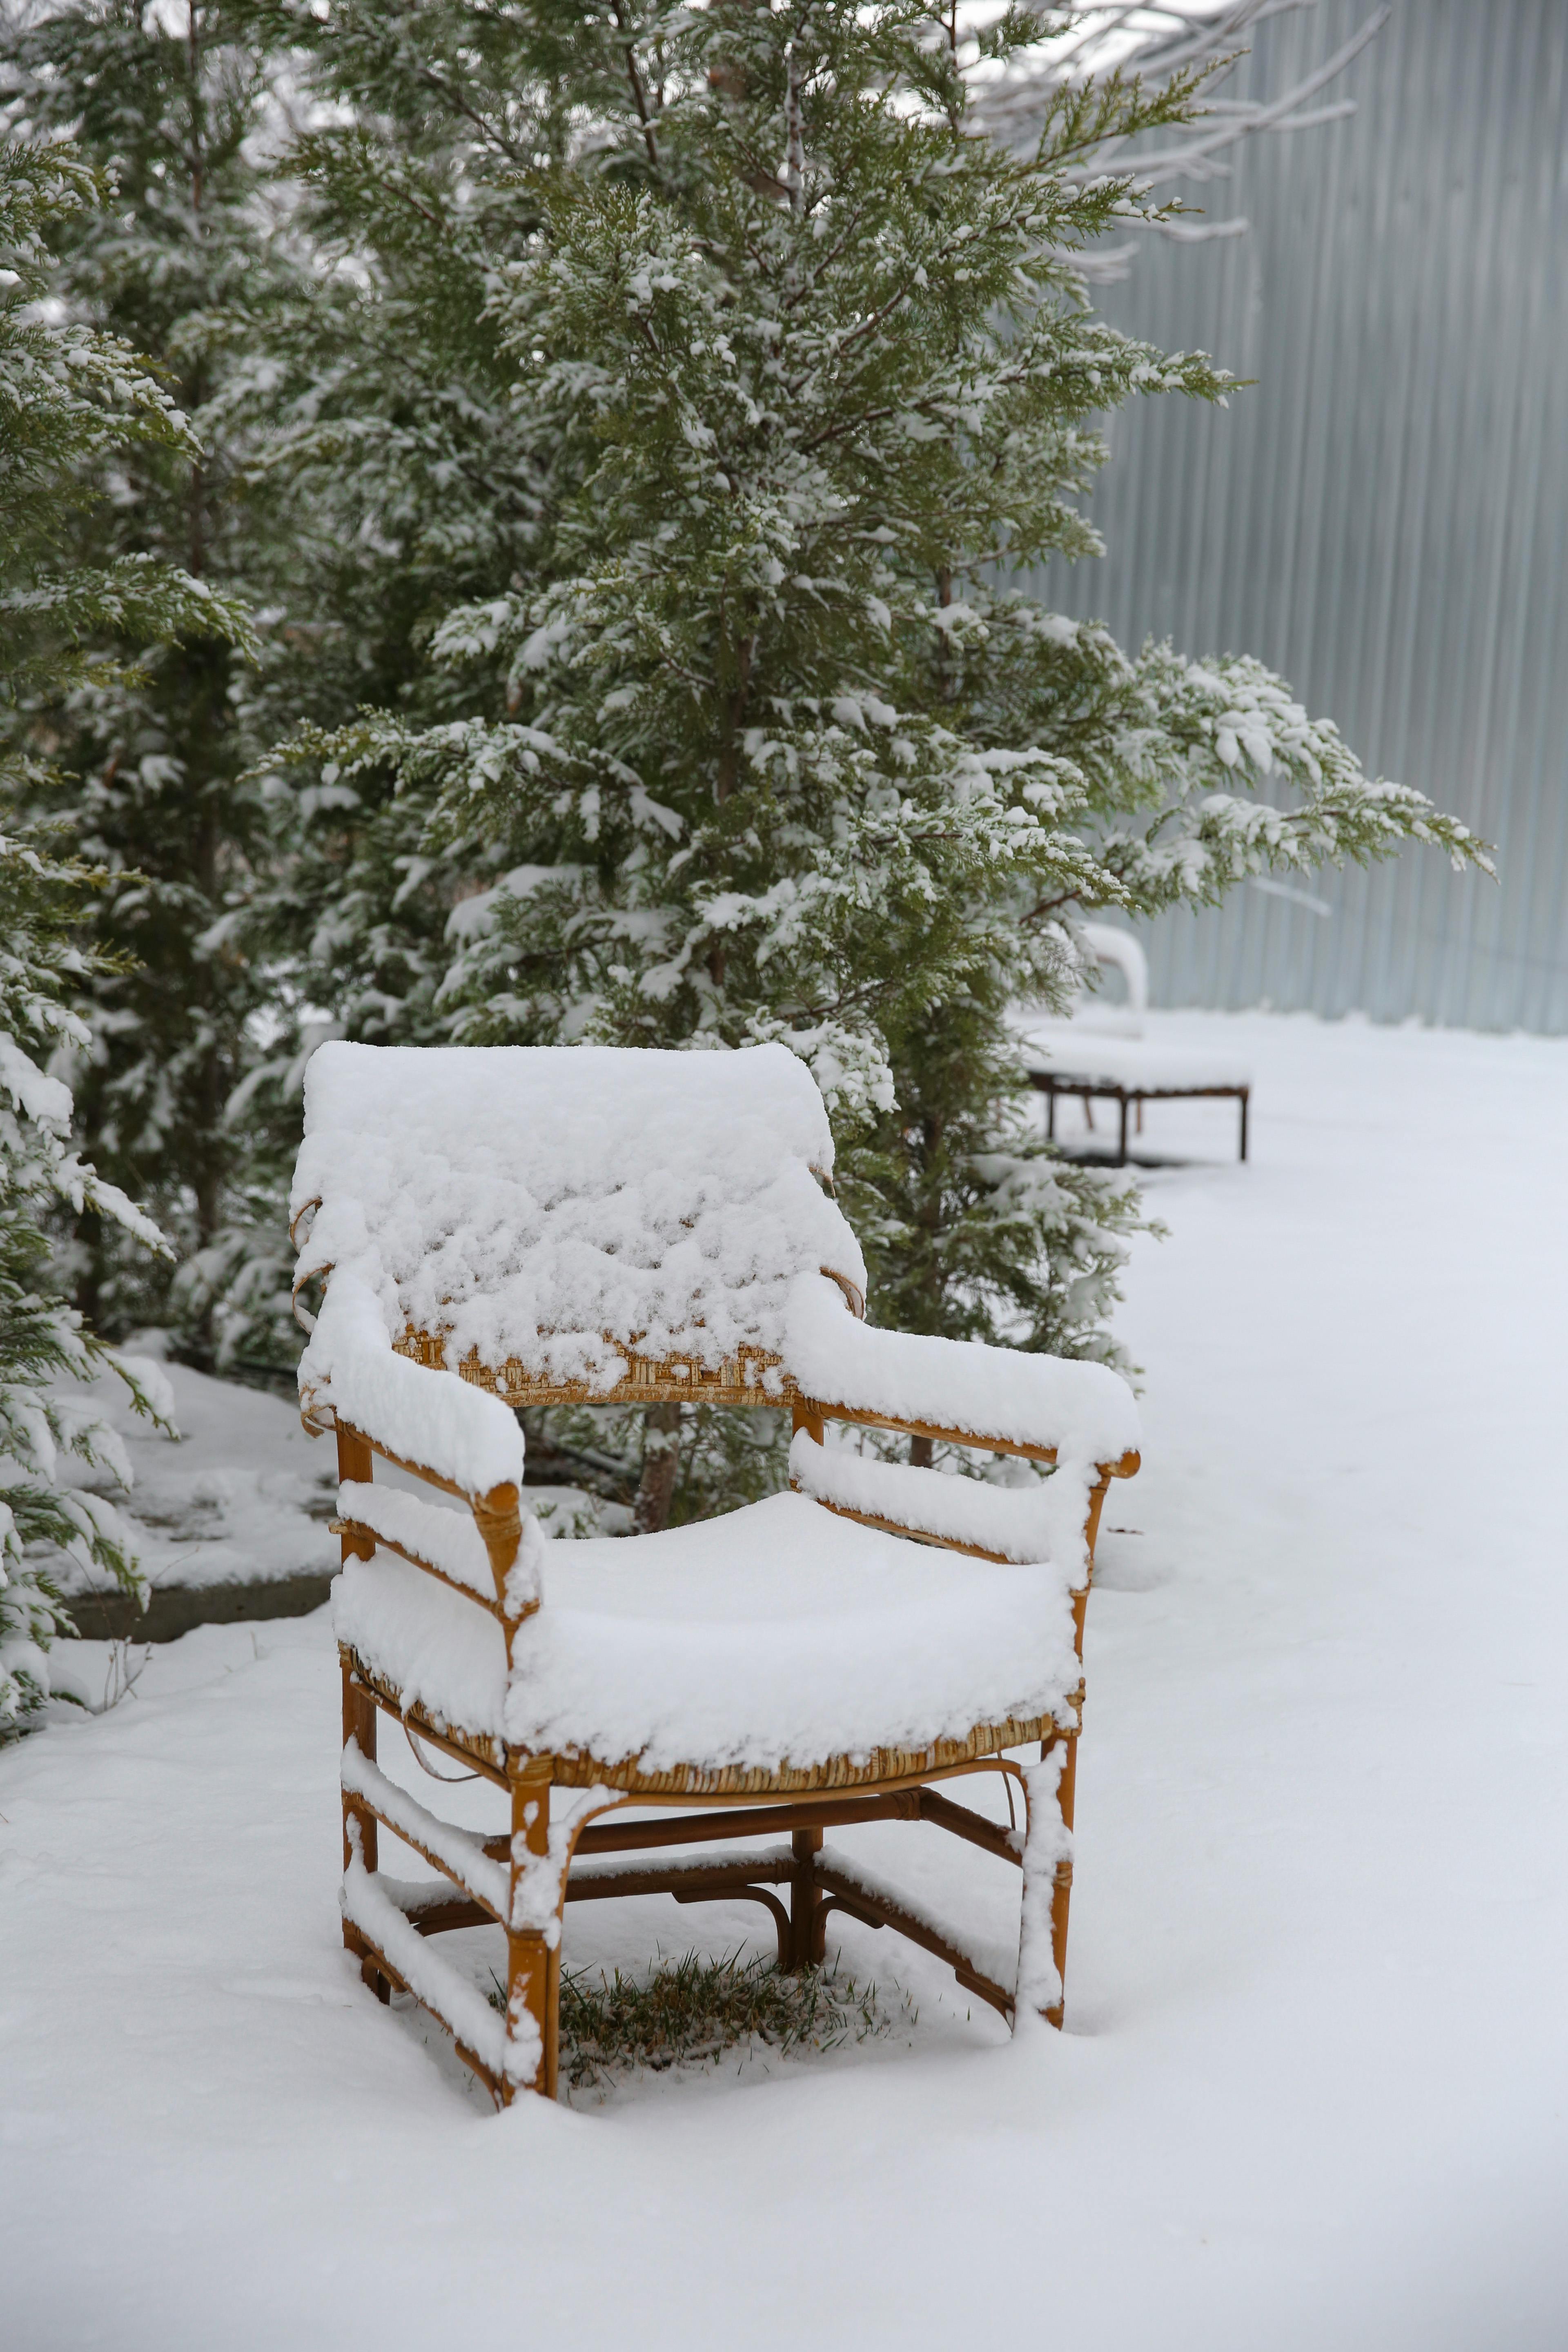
291,1040,864,1386
291,1038,1136,1466
1077,922,1149,1016
298,1267,524,1497
784,1276,1140,1461
340,1824,506,2077
1014,1017,1253,1091
340,1735,507,1918
333,1552,504,1740
788,1430,1098,1567
337,1479,498,1603
332,1491,1082,1770
9,1014,1568,2352
42,1347,335,1599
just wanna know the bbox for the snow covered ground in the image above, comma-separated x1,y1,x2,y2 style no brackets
4,1011,1567,2352
45,1353,617,1641
47,1350,338,1604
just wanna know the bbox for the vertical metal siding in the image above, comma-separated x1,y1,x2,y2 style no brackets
1041,0,1568,1031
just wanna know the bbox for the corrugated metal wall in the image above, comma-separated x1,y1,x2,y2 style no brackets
1042,0,1568,1031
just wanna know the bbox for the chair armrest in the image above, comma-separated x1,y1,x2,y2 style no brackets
299,1268,525,1499
334,1480,499,1605
785,1276,1140,1469
790,1431,1101,1569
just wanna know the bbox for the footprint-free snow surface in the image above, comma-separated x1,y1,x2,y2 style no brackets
3,1013,1566,2352
44,1348,339,1604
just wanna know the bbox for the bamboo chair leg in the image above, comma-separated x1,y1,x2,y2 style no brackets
504,1771,558,2103
1038,1484,1105,2032
336,1428,387,2001
788,1826,823,1971
1044,1733,1078,2030
341,1673,388,2003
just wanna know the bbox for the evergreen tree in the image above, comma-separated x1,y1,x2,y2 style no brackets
1,2,296,1361
170,0,608,1367
0,137,241,1731
262,1,1488,1526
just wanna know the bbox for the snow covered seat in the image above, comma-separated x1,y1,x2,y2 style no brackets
1016,1020,1254,1165
1011,926,1251,1165
332,1492,1088,1770
290,1041,1139,2106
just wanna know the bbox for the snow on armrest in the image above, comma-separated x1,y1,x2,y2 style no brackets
337,1478,546,1621
338,1481,496,1601
784,1275,1140,1465
790,1432,1096,1572
300,1268,524,1498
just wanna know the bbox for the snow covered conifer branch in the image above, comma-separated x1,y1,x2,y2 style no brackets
0,136,197,1730
251,0,1484,1522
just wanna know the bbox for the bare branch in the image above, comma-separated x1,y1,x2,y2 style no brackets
970,2,1390,266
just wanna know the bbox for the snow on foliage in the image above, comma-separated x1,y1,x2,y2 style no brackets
0,826,174,1732
2,28,282,1367
259,0,1486,1539
3,9,1490,1546
0,141,203,1731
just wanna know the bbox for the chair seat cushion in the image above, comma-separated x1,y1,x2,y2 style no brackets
333,1491,1080,1776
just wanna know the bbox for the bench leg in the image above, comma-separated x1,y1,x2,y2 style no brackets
1117,1094,1128,1165
1239,1088,1250,1162
336,1434,387,1999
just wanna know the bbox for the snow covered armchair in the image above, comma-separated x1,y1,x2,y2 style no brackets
291,1042,1139,2105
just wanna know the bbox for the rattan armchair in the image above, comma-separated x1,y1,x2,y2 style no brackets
292,1041,1139,2104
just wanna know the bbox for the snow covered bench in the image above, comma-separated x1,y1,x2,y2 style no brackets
1014,931,1251,1164
290,1042,1139,2105
1019,1026,1253,1164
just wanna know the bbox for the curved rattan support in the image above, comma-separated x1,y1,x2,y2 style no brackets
671,1880,791,1966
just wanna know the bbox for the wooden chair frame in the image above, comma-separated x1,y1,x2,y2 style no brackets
330,1378,1138,2108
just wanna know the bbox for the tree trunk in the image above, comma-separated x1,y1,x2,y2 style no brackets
633,1403,683,1534
74,1206,104,1332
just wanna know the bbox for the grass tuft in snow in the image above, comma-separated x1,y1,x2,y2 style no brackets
491,1948,915,2090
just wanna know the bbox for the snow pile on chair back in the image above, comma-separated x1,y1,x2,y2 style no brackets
292,1041,865,1395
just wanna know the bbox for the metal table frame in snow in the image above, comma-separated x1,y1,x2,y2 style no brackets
1033,1070,1250,1166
